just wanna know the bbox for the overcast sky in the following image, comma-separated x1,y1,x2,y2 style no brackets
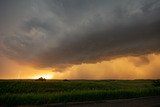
0,0,160,73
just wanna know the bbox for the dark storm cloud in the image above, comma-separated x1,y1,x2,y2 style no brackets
35,20,160,68
0,0,160,70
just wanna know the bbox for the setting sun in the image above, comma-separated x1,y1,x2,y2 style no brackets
0,0,160,106
33,74,54,79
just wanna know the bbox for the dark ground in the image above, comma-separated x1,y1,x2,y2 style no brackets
1,80,160,106
19,96,160,107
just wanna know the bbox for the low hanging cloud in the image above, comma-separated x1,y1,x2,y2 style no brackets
53,54,160,79
0,0,160,71
128,56,150,67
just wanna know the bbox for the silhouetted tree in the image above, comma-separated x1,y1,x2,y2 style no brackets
35,77,46,81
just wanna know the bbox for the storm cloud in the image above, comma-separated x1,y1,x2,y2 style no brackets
0,0,160,71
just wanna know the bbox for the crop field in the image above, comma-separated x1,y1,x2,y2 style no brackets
0,80,160,106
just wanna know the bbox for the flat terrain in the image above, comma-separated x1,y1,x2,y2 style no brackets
68,96,160,107
0,80,160,106
17,96,160,107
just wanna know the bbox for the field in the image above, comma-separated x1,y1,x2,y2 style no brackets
0,80,160,106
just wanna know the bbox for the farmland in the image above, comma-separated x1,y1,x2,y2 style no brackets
0,80,160,106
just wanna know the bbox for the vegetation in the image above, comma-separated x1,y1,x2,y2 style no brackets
0,80,160,106
152,80,160,87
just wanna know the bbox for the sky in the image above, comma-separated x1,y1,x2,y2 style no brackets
0,0,160,79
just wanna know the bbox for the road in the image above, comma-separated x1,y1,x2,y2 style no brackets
19,96,160,107
68,96,160,107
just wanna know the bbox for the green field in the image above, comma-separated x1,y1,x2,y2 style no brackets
0,80,160,106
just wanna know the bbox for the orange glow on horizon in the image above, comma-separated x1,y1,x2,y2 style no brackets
0,53,160,79
32,73,54,79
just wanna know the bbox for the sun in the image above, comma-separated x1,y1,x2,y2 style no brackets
33,74,54,79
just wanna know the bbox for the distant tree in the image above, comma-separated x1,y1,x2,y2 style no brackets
35,77,46,81
63,79,69,81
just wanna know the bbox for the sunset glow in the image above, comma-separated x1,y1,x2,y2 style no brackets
33,74,54,79
0,53,159,79
0,0,160,80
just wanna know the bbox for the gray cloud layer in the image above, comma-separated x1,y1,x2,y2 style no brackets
0,0,160,70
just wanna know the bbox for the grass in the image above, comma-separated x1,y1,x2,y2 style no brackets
0,80,160,106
